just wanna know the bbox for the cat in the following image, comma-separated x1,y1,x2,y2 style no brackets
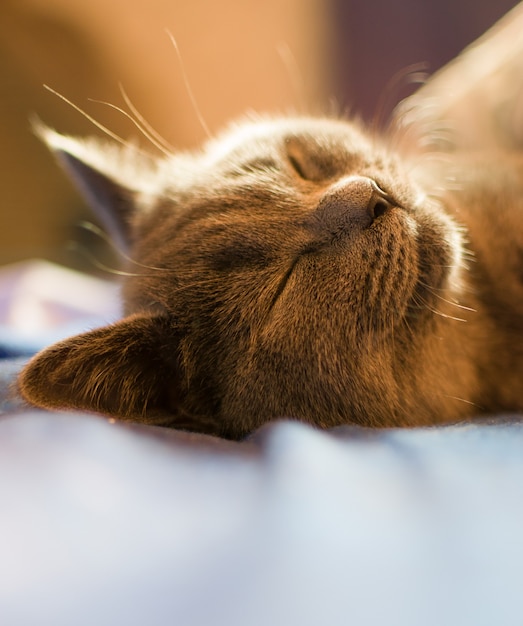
15,106,523,439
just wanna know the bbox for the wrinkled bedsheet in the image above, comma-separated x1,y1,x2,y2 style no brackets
1,261,523,626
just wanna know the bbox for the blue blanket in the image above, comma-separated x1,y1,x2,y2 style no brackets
2,357,523,625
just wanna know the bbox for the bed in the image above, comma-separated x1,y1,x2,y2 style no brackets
1,263,523,626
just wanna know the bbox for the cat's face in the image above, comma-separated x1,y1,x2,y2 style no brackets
19,116,465,437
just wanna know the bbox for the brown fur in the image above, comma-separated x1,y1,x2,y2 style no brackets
18,116,523,438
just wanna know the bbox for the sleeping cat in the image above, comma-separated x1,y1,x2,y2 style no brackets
16,110,523,438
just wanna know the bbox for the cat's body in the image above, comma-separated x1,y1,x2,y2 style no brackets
17,114,523,438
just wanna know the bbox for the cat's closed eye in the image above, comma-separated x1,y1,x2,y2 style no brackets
203,230,273,271
285,135,340,182
287,152,309,180
210,241,272,271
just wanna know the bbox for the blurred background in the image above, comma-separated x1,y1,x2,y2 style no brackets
0,0,520,272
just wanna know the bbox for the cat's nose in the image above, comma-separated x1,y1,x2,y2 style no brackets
315,176,393,233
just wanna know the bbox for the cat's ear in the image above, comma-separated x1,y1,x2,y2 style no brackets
36,123,158,250
392,5,523,153
18,313,183,425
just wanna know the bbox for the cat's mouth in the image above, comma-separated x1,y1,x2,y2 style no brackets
307,190,461,332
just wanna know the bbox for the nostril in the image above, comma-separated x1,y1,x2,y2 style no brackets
314,176,394,235
368,180,394,220
368,196,392,220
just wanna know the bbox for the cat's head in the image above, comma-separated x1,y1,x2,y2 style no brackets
19,116,466,437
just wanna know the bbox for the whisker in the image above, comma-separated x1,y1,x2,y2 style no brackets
409,292,467,322
67,241,147,277
417,279,476,312
70,242,220,294
165,29,212,140
443,394,482,409
87,97,173,157
119,83,176,153
276,41,306,113
77,221,173,272
43,85,150,158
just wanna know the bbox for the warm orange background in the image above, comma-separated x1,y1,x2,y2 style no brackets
0,0,518,270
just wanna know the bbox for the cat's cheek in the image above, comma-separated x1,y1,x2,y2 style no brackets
401,213,419,238
440,215,466,293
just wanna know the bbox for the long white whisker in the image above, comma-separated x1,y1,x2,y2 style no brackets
43,85,149,156
67,241,146,277
443,394,482,409
78,221,172,272
276,41,306,113
87,97,173,157
118,83,176,153
165,29,212,140
409,292,467,323
417,279,476,312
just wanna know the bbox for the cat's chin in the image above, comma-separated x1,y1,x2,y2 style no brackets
330,192,466,334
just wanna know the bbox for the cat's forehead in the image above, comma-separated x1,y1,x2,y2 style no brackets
203,116,373,163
